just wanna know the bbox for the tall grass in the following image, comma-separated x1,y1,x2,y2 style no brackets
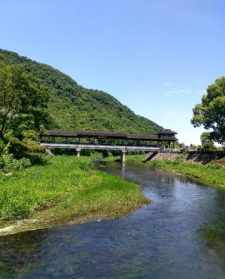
0,156,148,222
149,160,225,189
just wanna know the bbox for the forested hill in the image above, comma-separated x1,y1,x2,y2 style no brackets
0,49,161,134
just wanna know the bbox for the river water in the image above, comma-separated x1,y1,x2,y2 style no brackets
0,162,225,279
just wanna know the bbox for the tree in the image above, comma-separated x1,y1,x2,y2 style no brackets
200,132,215,151
0,64,49,140
191,77,225,144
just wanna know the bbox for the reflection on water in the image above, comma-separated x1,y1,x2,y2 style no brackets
0,230,48,278
0,162,225,279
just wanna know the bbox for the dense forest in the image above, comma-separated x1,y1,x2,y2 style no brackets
0,49,161,134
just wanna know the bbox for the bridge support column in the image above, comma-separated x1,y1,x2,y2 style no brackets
121,150,126,165
76,148,81,158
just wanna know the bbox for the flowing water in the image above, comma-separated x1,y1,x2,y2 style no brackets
0,162,225,279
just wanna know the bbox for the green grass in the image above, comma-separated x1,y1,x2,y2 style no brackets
148,160,225,189
123,154,225,189
0,156,148,231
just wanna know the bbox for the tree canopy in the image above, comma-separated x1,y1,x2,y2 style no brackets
200,132,215,151
0,63,49,140
0,49,161,134
192,77,225,144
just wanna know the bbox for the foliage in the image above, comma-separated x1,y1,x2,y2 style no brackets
0,49,161,134
0,156,148,222
0,61,50,162
0,133,46,173
0,63,49,140
200,132,215,151
0,143,31,173
192,77,225,144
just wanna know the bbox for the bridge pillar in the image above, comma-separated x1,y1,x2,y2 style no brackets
121,150,126,165
76,148,81,158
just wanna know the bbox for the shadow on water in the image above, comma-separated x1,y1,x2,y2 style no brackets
0,230,49,279
0,161,225,279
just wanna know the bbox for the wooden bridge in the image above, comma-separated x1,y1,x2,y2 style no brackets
40,129,177,163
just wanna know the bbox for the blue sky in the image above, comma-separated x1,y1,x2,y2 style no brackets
1,0,225,144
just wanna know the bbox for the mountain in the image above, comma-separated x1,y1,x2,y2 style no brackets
0,49,161,134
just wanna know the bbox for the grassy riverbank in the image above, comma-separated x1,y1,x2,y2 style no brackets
0,156,149,235
127,155,225,190
125,154,225,189
149,160,225,189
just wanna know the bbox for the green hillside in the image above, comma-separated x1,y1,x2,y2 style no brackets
0,49,161,134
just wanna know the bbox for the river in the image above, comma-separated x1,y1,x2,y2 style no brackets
0,162,225,279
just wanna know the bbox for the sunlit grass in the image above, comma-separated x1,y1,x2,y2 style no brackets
0,156,149,223
148,160,225,189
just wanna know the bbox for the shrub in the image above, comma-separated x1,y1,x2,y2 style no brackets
27,153,49,165
0,143,32,173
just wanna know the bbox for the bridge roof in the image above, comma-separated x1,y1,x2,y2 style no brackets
158,129,177,135
42,130,177,141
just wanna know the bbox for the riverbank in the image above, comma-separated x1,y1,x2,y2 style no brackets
0,156,149,236
149,160,225,189
126,155,225,190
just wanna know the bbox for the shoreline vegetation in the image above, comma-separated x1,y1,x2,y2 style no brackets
1,153,225,237
0,156,149,236
126,155,225,190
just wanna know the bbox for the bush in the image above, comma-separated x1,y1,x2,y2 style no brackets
0,143,32,173
19,158,32,169
27,153,49,165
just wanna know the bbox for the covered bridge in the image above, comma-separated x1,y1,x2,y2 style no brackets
40,129,177,147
